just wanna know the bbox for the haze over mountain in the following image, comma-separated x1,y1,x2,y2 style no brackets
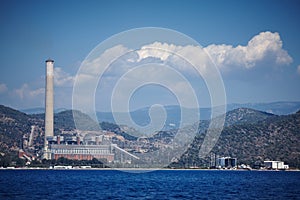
21,107,68,115
20,101,300,131
97,101,300,129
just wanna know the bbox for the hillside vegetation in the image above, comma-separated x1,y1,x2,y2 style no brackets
173,109,300,168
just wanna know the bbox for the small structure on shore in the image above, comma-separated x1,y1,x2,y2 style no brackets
264,161,289,170
217,157,237,169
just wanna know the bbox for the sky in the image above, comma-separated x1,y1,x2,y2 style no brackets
0,0,300,112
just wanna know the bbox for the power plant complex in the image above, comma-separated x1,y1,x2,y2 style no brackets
15,59,291,170
42,59,138,164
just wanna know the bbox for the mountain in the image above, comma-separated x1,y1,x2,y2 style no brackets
172,108,300,168
222,107,275,126
97,101,300,130
191,108,276,135
97,106,210,130
227,101,300,115
21,107,45,114
22,101,300,130
0,105,40,153
21,107,68,114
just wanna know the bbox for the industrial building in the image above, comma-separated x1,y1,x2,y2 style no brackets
45,134,139,163
264,161,289,170
217,157,237,169
42,59,138,164
46,135,115,161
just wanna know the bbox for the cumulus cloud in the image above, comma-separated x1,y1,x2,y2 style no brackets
14,84,28,100
14,84,44,100
74,31,293,111
136,42,183,62
54,67,75,87
0,83,7,94
133,31,292,72
1,65,76,109
82,38,274,81
135,42,213,76
2,84,46,108
205,31,292,70
82,44,130,76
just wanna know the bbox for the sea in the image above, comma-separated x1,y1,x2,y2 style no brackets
0,169,299,200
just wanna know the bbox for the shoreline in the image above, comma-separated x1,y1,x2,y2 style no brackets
1,167,299,172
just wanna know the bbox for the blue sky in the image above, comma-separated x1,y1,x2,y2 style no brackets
0,0,300,111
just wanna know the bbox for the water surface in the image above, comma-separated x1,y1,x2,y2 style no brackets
0,169,299,199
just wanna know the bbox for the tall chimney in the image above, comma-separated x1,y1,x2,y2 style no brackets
44,59,54,159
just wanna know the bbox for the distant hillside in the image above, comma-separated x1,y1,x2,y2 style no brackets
97,101,300,129
196,108,275,134
21,107,68,114
0,106,137,155
97,106,204,130
0,105,38,153
22,101,300,130
227,101,300,115
173,109,300,168
223,107,275,126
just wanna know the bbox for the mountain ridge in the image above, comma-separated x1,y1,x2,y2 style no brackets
21,101,300,125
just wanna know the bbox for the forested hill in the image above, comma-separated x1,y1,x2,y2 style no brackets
0,106,136,155
0,105,41,153
174,108,300,168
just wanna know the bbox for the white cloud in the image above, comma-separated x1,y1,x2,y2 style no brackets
29,88,45,97
14,84,28,100
82,44,130,76
14,84,45,100
1,66,76,109
205,31,293,70
133,31,292,73
11,81,71,109
74,31,293,111
136,42,183,62
135,42,212,76
0,83,7,94
297,65,300,75
54,67,75,87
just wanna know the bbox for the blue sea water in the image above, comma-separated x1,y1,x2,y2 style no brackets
0,169,299,200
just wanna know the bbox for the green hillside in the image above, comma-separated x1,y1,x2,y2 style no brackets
173,109,300,168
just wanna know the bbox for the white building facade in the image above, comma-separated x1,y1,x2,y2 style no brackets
264,161,289,170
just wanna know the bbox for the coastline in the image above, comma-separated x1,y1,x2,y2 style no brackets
1,167,299,172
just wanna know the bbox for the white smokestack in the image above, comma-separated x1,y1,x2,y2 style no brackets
44,59,54,159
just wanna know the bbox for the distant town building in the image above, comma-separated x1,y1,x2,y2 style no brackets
264,161,289,170
217,157,237,169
